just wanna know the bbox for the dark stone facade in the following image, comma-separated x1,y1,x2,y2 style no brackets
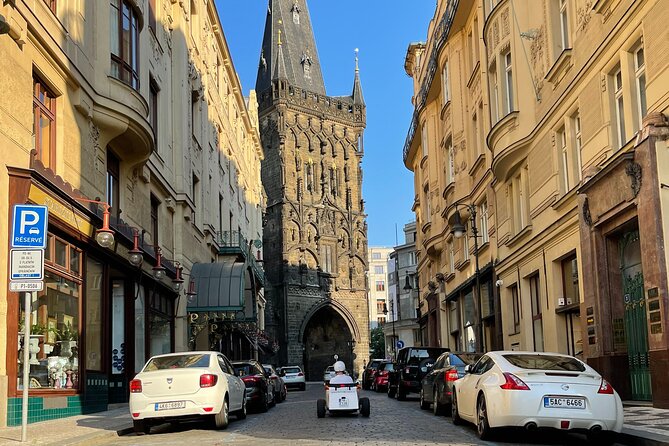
256,0,369,379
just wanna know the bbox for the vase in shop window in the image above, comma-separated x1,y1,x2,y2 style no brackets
28,336,42,365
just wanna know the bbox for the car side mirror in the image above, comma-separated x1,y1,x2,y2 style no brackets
464,364,472,374
420,366,428,373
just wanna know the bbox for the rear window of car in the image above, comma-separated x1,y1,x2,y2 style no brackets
381,363,394,371
370,360,382,369
283,367,301,374
407,349,444,363
503,354,586,372
326,366,334,372
144,354,210,371
233,363,258,376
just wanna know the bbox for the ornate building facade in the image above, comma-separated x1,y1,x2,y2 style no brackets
0,0,264,425
256,0,369,380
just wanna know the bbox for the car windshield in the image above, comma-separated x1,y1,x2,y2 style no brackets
369,360,382,369
233,363,257,376
263,367,273,375
283,367,301,374
144,354,210,371
503,354,586,372
381,363,394,371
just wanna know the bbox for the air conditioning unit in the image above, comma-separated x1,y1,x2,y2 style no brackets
557,297,566,306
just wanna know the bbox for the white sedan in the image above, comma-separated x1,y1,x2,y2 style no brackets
280,365,306,390
451,351,623,444
129,352,247,434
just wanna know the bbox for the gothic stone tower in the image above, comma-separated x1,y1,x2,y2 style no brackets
256,0,369,379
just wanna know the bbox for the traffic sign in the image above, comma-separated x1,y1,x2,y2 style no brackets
10,249,44,281
396,340,405,349
9,281,44,292
11,205,48,249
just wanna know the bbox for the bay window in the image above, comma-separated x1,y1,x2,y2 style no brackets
110,0,140,89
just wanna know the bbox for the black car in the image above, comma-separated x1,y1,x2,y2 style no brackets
387,346,449,400
419,352,481,415
232,360,274,412
361,358,384,390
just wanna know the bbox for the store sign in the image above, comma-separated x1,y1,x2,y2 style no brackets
11,205,48,249
28,185,93,236
10,249,44,280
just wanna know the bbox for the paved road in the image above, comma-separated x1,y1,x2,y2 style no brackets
101,383,621,445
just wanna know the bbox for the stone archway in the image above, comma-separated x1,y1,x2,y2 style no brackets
302,307,354,381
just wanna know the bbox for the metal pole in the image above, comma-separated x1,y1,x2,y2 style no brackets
21,291,31,442
391,301,396,359
470,207,484,353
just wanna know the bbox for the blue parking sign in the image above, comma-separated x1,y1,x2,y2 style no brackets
11,205,48,249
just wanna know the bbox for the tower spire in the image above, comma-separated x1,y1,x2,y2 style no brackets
352,48,365,106
256,0,326,95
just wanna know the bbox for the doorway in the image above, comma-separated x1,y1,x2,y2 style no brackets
302,307,353,381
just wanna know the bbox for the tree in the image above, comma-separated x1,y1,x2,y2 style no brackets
369,326,386,359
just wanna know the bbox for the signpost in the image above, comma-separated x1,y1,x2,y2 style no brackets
396,340,405,350
9,205,48,443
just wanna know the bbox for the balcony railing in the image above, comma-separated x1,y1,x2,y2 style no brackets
403,0,459,163
217,231,265,286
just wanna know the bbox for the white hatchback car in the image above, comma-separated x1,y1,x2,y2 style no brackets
280,365,306,390
452,351,623,444
129,352,247,434
323,365,336,383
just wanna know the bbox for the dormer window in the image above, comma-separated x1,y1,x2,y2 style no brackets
292,1,300,24
301,51,312,80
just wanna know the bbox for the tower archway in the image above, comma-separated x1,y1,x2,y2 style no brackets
302,306,354,381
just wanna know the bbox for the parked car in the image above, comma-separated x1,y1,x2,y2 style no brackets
387,346,449,400
129,351,246,434
263,364,287,403
371,361,394,392
323,365,336,384
451,351,623,443
232,360,274,412
361,358,384,390
419,352,481,415
279,365,306,390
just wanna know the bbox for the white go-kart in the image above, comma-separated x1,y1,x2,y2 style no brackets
317,382,370,418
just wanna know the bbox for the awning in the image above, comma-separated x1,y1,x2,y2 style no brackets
187,259,245,312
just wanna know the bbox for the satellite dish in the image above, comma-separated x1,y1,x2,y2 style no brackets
334,354,339,360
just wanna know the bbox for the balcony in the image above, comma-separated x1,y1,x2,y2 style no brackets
218,231,265,287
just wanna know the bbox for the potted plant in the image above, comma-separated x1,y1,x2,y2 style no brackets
59,322,78,359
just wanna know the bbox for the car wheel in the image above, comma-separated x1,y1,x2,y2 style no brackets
396,384,407,401
259,390,269,413
433,388,446,415
387,384,396,398
213,398,229,430
133,420,150,435
237,398,247,420
476,395,493,440
360,397,370,417
587,430,615,445
300,383,306,391
317,399,326,418
419,388,430,410
270,389,276,407
282,385,287,401
451,389,463,425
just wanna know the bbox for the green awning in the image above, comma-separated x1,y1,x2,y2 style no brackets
187,260,245,312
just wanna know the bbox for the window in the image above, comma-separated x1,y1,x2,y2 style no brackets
305,160,314,192
150,195,159,246
376,301,386,313
43,0,56,13
479,200,489,244
106,150,120,219
374,265,384,274
442,62,450,104
510,167,529,234
559,0,570,51
530,274,544,352
561,254,579,305
424,188,431,224
149,78,159,149
445,138,454,184
110,0,140,89
557,126,570,194
487,0,498,16
490,63,499,123
192,173,200,224
449,300,459,333
148,288,174,357
86,258,103,371
372,252,382,260
463,224,470,262
376,281,385,292
322,245,333,273
503,52,514,114
510,284,520,334
448,240,455,273
190,0,200,43
467,31,474,74
572,112,583,182
472,111,480,158
613,65,626,149
191,90,202,142
330,167,338,197
464,291,476,352
634,44,647,126
478,102,485,155
421,123,428,157
148,0,156,33
33,76,56,170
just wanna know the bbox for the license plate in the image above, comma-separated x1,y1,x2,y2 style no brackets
155,401,186,411
543,396,586,409
338,397,350,408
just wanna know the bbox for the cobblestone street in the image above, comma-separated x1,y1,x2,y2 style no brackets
99,383,622,446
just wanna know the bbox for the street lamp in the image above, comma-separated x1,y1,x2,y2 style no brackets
382,301,397,359
451,204,485,353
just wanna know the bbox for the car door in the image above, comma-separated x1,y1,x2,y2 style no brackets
256,363,271,405
457,355,492,419
219,355,243,412
423,354,444,402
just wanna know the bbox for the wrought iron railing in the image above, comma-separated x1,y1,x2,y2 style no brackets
217,230,265,285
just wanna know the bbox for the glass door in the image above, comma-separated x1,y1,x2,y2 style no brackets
108,279,127,403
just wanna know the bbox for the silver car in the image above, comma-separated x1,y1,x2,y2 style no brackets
280,365,306,391
323,365,336,383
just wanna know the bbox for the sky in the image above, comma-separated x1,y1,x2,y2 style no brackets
215,0,436,247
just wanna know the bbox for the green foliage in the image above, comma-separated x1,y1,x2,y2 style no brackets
369,326,386,359
59,322,77,341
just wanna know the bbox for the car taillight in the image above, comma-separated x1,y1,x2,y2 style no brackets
130,379,142,393
598,378,614,394
200,374,218,388
500,372,530,390
297,372,304,377
445,369,459,382
271,376,278,380
379,371,388,377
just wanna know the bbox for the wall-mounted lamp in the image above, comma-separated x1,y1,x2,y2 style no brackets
73,198,115,248
172,262,184,292
152,247,166,280
186,279,197,304
128,228,143,267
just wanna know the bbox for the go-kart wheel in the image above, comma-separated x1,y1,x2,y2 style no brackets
317,399,326,418
360,397,370,417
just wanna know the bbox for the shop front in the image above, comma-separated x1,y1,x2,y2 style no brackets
5,164,178,424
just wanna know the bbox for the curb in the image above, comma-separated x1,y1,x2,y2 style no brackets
619,428,669,446
56,425,133,446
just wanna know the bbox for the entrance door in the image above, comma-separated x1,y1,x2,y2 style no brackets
620,230,652,401
108,279,128,403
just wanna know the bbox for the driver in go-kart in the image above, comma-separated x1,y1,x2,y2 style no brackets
328,360,354,384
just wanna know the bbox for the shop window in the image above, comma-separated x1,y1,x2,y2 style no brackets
530,274,544,351
33,75,56,170
149,290,174,357
110,0,140,89
85,258,103,371
18,237,82,390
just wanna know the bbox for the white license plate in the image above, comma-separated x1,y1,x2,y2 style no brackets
338,397,350,408
155,401,186,411
543,396,586,409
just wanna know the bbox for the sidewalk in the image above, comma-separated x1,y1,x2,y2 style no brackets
0,404,667,445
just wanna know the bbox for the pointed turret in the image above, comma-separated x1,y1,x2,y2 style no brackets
352,48,365,106
256,0,326,95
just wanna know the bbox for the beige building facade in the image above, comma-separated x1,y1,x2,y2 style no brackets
0,0,264,426
367,247,393,329
404,0,669,408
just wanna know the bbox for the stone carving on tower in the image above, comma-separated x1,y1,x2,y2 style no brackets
256,0,369,379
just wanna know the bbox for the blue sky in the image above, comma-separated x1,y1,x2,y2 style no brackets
215,1,436,247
